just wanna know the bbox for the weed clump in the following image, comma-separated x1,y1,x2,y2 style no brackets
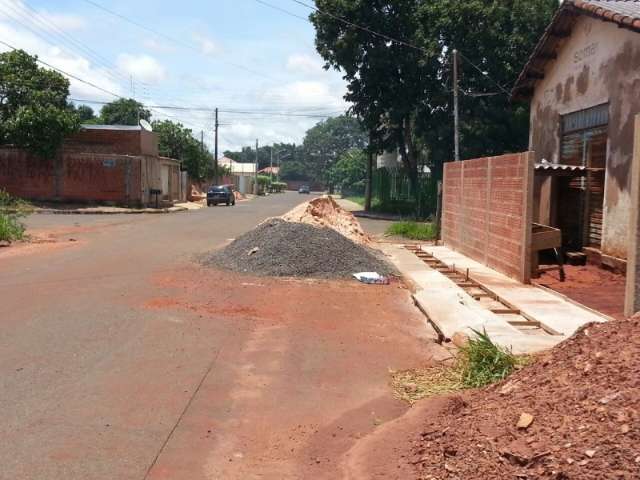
0,189,29,243
391,330,523,404
386,221,437,240
458,329,519,388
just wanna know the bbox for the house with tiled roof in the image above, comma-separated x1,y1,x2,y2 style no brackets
513,0,640,270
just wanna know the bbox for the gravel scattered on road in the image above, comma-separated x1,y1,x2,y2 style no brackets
202,218,393,278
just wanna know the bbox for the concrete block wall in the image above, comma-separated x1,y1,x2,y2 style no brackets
442,152,534,283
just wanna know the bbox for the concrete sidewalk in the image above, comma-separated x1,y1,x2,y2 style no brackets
380,243,608,354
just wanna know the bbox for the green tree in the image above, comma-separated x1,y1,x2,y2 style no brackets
153,119,211,180
311,0,557,185
328,148,367,195
0,49,80,158
72,104,96,122
100,98,151,126
312,2,428,189
301,115,368,183
416,0,558,172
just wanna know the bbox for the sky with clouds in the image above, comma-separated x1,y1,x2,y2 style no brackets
0,0,349,152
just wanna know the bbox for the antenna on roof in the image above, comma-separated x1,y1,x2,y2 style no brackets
139,119,153,132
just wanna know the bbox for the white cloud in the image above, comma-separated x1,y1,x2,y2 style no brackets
39,11,87,31
192,33,221,57
0,22,122,102
116,53,167,84
143,38,176,54
286,53,324,76
261,80,346,110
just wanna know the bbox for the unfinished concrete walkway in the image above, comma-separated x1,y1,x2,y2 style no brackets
380,244,608,354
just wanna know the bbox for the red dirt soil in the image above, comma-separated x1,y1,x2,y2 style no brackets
142,267,449,479
346,316,640,479
281,196,371,245
534,264,626,320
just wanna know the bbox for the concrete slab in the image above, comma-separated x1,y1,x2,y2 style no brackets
379,243,607,354
424,245,609,336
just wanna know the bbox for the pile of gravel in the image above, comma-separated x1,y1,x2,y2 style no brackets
202,218,393,278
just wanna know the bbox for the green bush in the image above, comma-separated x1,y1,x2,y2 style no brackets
458,329,519,388
386,221,437,240
271,181,287,193
0,189,28,243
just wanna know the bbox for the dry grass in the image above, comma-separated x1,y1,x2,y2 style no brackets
390,365,463,405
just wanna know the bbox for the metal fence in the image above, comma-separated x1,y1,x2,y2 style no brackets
371,167,438,219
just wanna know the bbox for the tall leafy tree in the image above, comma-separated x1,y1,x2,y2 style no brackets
0,49,80,158
100,98,151,126
416,0,558,172
311,0,558,184
301,115,368,183
312,1,430,189
153,119,211,180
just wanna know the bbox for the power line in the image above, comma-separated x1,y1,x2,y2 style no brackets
456,51,510,96
252,0,310,22
289,0,511,96
290,0,429,54
0,39,122,99
0,40,210,132
79,0,279,82
69,98,343,117
0,0,129,88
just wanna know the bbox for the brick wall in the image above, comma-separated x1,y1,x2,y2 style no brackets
65,129,158,156
0,148,143,205
442,152,534,283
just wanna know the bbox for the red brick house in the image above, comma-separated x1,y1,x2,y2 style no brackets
0,125,181,207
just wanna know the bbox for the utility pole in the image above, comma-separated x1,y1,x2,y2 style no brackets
453,49,460,162
270,146,274,182
214,107,219,184
200,130,204,152
254,138,259,195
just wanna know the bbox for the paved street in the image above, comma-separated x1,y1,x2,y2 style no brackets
0,192,443,480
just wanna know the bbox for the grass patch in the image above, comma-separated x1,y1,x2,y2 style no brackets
0,189,29,243
390,330,524,404
343,195,365,206
386,221,437,240
458,329,520,388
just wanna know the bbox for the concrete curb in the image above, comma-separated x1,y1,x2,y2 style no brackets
352,211,403,221
29,207,189,215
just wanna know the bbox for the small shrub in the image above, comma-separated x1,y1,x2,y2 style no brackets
0,212,25,242
458,329,519,388
0,189,28,243
390,330,524,404
386,221,437,240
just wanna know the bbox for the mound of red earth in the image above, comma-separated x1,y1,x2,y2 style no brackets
399,317,640,479
347,317,640,479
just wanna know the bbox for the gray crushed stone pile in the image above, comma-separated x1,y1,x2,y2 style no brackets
203,218,394,278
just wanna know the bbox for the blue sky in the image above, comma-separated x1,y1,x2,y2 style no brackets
0,0,348,151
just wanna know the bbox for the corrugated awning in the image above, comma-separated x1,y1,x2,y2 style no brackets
535,162,590,177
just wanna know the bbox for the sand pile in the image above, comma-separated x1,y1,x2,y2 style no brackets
405,316,640,479
281,196,370,245
202,218,392,278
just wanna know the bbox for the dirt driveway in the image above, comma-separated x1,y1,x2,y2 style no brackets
143,267,446,479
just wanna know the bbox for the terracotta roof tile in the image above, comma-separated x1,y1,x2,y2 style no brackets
512,0,640,99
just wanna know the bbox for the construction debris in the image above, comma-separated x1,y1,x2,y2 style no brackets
281,196,371,245
405,316,640,479
202,219,392,278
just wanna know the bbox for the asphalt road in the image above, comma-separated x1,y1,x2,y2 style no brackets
0,192,444,479
0,193,314,479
